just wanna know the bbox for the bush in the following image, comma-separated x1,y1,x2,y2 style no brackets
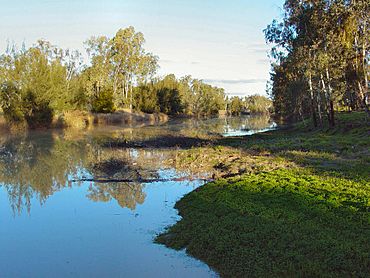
0,82,25,124
133,85,159,114
91,88,115,113
157,87,183,115
22,91,53,128
0,84,53,128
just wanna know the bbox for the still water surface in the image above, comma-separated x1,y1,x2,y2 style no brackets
0,116,274,277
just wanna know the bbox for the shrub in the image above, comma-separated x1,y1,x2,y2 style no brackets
0,82,25,124
22,91,54,128
91,88,115,113
133,85,159,114
0,84,54,128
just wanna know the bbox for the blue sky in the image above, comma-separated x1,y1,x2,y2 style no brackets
0,0,284,96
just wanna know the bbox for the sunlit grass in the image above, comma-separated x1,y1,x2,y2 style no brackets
157,112,370,277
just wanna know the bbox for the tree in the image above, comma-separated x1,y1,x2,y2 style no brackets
265,0,370,126
244,95,273,114
0,26,229,126
110,26,159,109
228,97,244,115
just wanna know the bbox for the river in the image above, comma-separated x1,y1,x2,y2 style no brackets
0,115,275,277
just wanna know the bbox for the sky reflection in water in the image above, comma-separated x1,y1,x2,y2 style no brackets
0,115,274,277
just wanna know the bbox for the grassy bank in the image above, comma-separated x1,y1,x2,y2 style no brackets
156,112,370,277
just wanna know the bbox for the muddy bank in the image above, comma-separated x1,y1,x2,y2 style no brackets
0,110,169,131
100,135,213,150
56,110,168,129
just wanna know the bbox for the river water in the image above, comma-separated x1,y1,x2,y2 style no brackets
0,115,275,277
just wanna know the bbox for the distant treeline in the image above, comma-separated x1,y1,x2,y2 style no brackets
228,95,273,115
0,26,228,128
265,0,369,126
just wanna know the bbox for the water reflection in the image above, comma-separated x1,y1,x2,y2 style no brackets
0,115,274,277
154,114,275,137
0,115,274,214
0,132,86,214
222,114,276,137
0,133,170,214
87,182,146,210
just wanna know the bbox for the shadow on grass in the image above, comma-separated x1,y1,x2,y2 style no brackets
156,171,370,277
212,122,370,182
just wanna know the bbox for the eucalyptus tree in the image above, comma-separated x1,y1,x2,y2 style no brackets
110,26,159,109
265,0,369,125
83,36,113,106
228,97,244,115
347,0,369,115
265,1,321,125
190,79,226,116
178,75,194,115
244,95,273,114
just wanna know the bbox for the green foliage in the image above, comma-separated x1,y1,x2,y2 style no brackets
228,97,244,115
133,74,226,116
191,79,226,116
22,91,53,128
91,88,115,113
244,95,272,114
227,95,272,115
0,27,227,127
84,26,159,109
133,85,159,113
265,0,370,125
157,87,183,115
0,83,53,128
0,82,24,123
0,41,83,127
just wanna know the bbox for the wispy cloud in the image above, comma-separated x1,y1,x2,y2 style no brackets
160,59,175,64
226,91,263,97
160,59,200,65
253,48,269,54
257,58,270,64
232,42,269,53
204,78,267,84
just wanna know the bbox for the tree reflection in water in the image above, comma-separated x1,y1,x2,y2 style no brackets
87,182,145,210
85,149,162,210
0,131,87,214
0,130,172,214
0,115,274,214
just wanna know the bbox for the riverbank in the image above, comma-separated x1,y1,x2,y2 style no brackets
156,112,370,277
0,109,168,131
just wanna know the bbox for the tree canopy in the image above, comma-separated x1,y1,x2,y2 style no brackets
0,26,228,128
265,0,369,126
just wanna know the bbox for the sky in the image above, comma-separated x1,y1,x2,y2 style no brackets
0,0,284,97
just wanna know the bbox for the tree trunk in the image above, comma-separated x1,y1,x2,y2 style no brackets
320,74,330,123
309,72,318,127
316,90,323,126
361,40,370,117
358,81,370,117
325,68,335,126
129,82,133,111
329,100,335,127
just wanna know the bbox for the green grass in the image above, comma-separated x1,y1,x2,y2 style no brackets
157,112,370,277
157,169,369,277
